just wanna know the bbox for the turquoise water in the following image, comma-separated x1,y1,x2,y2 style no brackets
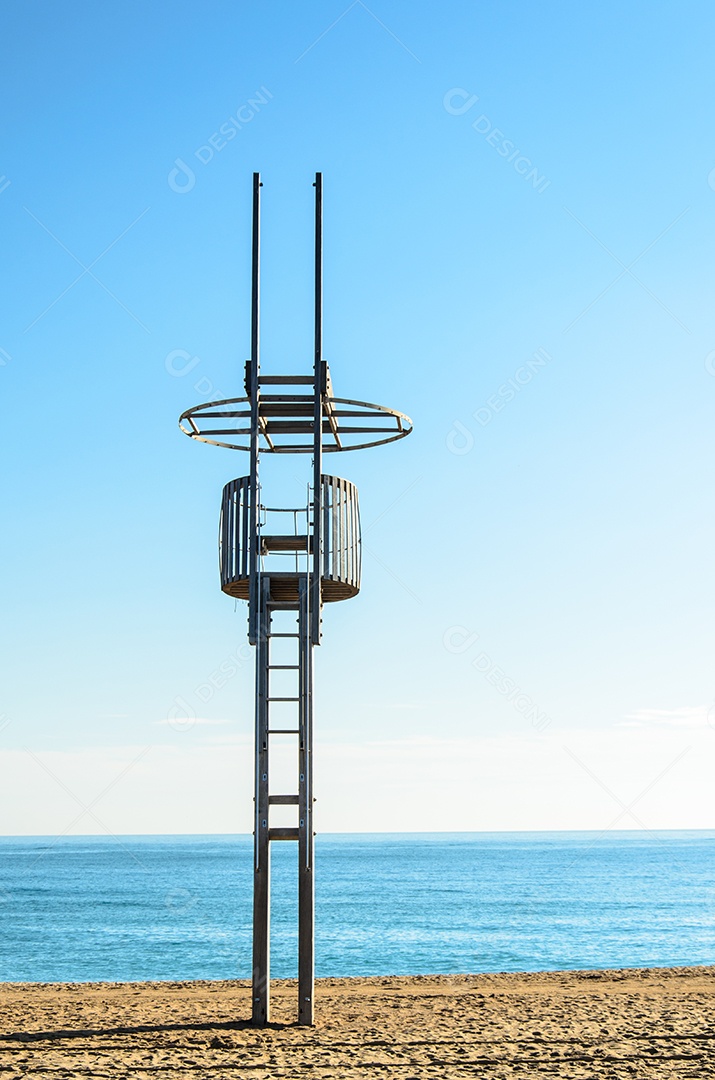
0,832,713,982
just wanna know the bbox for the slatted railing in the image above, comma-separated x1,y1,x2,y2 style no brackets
219,474,360,601
219,476,250,590
320,475,360,597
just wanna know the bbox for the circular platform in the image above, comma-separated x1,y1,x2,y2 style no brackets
179,395,412,453
220,474,362,604
221,573,358,604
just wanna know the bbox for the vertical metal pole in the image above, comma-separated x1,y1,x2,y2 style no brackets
249,173,269,1025
299,171,322,1025
298,579,315,1025
311,172,323,648
252,576,271,1025
248,172,261,646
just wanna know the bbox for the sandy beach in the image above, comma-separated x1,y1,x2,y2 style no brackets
1,967,714,1078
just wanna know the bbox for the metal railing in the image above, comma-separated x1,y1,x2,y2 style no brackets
219,474,360,598
321,475,360,595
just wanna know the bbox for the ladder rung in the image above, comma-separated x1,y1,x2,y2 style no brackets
268,665,299,670
268,828,299,841
269,633,300,638
258,375,314,385
260,393,314,402
268,728,300,734
262,534,311,552
269,794,300,805
267,696,299,702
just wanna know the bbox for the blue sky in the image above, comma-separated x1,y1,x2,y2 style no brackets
1,0,714,833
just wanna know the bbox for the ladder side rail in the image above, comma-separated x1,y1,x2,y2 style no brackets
252,574,271,1024
248,172,262,644
298,575,315,1024
311,172,323,646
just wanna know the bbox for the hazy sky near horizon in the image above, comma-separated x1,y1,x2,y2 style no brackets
1,0,714,834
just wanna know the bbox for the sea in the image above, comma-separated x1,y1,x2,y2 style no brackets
1,832,714,983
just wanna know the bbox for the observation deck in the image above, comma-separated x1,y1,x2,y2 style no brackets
220,474,360,603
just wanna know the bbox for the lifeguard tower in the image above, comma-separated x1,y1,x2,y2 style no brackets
179,174,412,1026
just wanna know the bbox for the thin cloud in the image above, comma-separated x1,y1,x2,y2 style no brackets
618,707,708,730
153,717,231,727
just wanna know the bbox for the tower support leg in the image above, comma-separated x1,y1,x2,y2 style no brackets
298,578,315,1025
252,576,271,1025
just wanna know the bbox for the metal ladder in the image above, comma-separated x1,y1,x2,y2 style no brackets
252,573,315,1025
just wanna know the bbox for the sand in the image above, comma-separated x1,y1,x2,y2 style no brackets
1,967,714,1078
